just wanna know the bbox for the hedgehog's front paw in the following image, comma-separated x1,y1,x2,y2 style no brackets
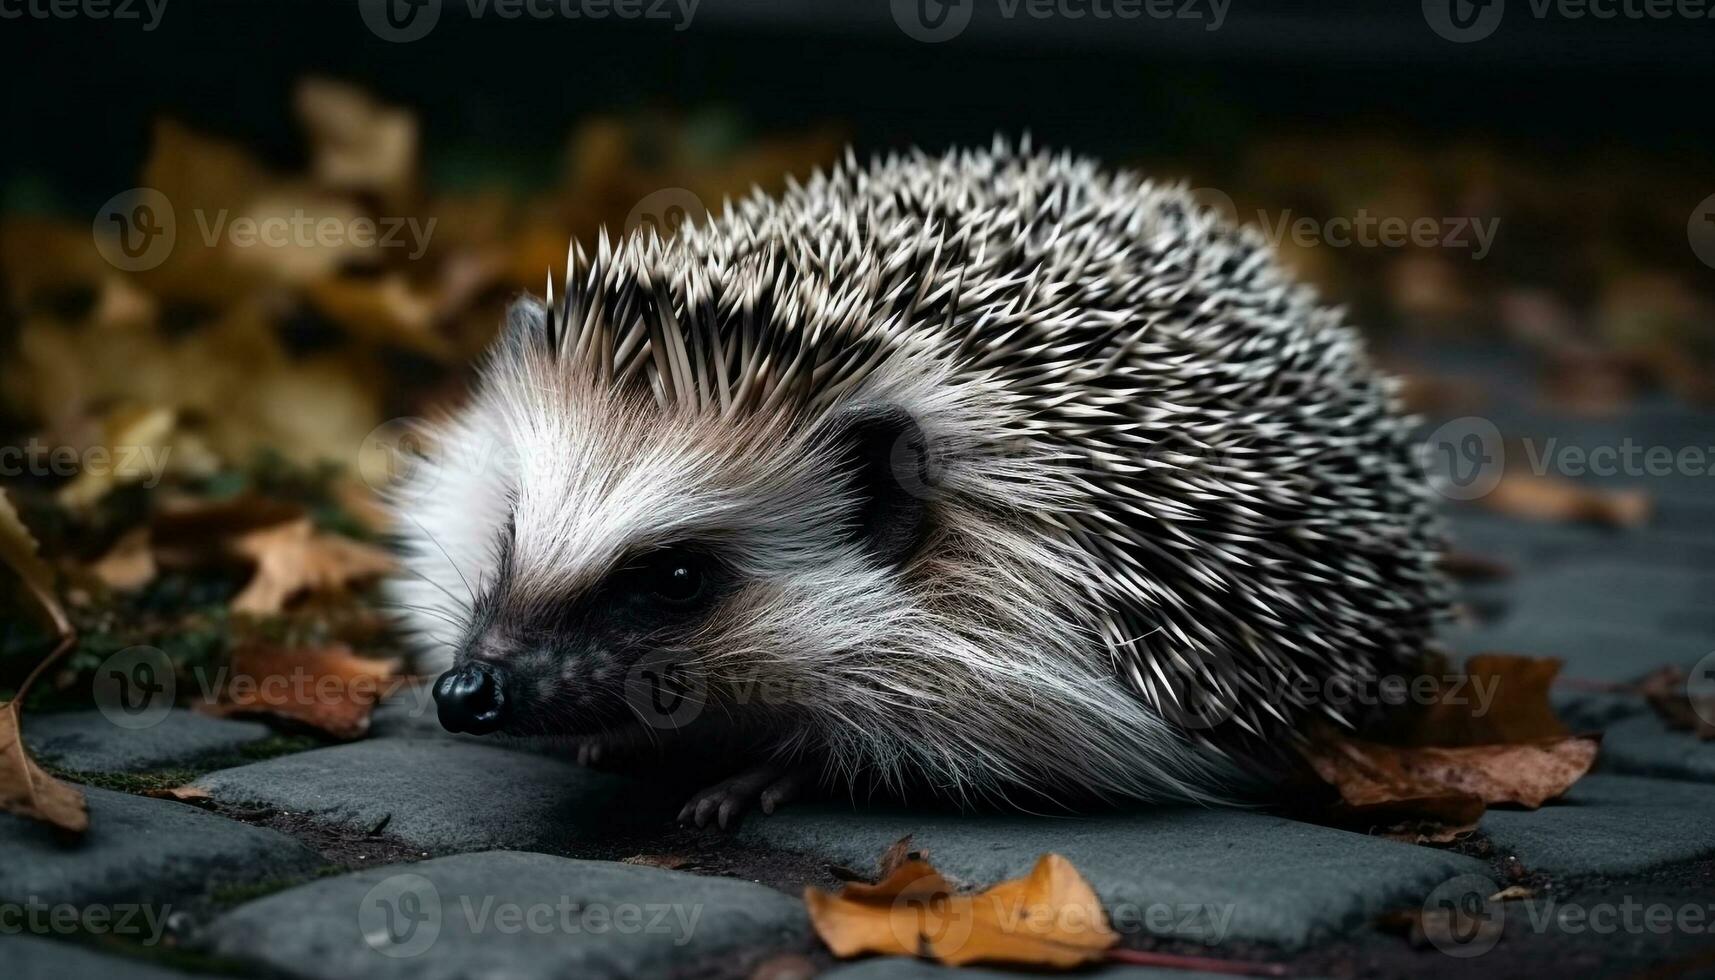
677,763,806,830
573,726,672,769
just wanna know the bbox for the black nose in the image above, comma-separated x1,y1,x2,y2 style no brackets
433,662,509,734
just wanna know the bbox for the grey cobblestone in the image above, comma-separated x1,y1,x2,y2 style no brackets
1592,714,1715,782
0,787,322,909
741,805,1486,949
23,710,271,774
190,739,677,853
7,935,221,980
200,850,811,980
1480,775,1715,876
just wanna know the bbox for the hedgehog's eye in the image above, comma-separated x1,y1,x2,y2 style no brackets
632,548,706,605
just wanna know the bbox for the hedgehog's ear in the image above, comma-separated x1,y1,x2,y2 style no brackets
824,404,931,568
499,295,555,359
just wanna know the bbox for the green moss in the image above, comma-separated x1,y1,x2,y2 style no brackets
236,733,322,761
48,733,325,794
48,767,203,795
209,864,343,908
51,934,258,977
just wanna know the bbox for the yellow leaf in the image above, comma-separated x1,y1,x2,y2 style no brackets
56,405,178,509
230,517,395,615
805,850,1116,970
199,643,400,740
0,487,87,835
295,77,418,204
0,703,89,834
88,527,158,591
0,487,67,636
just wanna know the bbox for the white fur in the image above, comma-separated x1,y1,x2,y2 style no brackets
390,140,1445,808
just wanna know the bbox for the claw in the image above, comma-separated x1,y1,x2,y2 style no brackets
759,771,803,814
694,794,720,828
573,727,668,769
677,763,810,830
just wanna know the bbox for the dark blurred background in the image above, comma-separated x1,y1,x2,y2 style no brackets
5,0,1714,192
1,0,1713,504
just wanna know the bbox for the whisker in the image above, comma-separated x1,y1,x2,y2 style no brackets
404,513,478,606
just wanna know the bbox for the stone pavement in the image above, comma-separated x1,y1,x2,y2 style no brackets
6,373,1714,978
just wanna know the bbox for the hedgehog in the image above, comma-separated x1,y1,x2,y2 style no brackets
388,139,1448,828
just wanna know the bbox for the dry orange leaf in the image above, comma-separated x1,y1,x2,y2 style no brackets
1438,551,1512,583
1300,733,1598,833
0,703,89,834
89,527,158,591
305,274,453,359
118,496,392,614
230,517,395,615
146,785,212,802
295,77,419,203
199,643,400,739
1297,654,1599,842
56,405,179,509
0,487,64,633
1390,738,1600,808
1478,470,1649,529
1635,666,1715,740
805,851,1116,970
1399,653,1570,747
0,488,88,835
151,495,307,554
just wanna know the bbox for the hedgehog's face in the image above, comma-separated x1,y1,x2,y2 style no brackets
426,364,933,741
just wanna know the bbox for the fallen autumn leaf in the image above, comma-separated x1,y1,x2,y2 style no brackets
0,487,89,834
198,643,401,740
230,517,395,615
805,850,1116,970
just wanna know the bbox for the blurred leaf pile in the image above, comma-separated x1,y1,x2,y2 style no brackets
0,77,843,708
1175,136,1715,409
